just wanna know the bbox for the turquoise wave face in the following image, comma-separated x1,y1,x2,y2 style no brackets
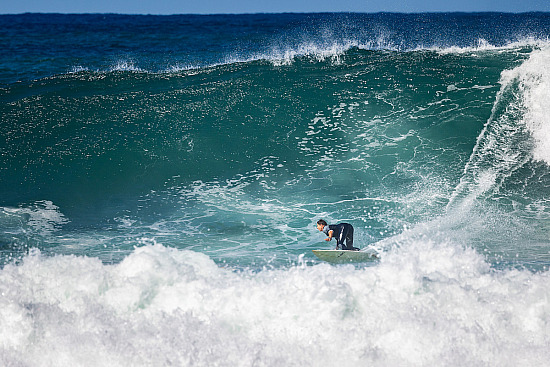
3,45,550,268
0,49,518,202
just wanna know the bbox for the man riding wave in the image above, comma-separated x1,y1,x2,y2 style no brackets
316,219,359,251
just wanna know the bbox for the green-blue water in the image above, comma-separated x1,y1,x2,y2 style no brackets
1,13,550,366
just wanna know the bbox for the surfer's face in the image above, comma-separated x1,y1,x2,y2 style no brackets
317,223,325,232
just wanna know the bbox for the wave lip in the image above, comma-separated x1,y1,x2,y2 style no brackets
447,47,550,209
3,12,550,86
434,37,550,54
59,37,550,78
515,47,550,164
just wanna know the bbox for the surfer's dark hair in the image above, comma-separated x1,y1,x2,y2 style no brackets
317,219,327,226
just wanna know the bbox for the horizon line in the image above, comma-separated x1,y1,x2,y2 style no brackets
1,10,549,16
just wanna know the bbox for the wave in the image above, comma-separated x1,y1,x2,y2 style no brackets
3,12,550,87
2,34,550,270
71,36,550,74
448,47,550,209
3,13,550,365
55,37,550,80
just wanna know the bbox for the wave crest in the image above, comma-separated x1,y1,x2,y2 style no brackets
448,47,550,209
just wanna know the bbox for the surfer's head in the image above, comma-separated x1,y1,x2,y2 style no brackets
316,219,327,231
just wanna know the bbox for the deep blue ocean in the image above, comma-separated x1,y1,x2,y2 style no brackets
1,12,550,366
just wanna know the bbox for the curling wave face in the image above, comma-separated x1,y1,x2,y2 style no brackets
3,43,550,267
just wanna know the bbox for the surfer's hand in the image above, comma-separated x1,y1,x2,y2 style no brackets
325,237,332,241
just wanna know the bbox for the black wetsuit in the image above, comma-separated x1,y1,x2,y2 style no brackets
324,223,358,251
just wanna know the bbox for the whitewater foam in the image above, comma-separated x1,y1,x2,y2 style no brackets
508,47,550,165
0,201,69,255
1,241,549,366
447,47,550,209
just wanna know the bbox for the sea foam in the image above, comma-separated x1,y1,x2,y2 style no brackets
1,241,549,366
508,47,550,165
447,46,550,209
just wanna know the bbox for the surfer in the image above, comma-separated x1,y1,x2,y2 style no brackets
316,220,359,251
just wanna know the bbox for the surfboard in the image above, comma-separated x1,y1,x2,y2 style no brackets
312,249,379,264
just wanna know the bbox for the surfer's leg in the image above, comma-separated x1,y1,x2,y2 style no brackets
343,225,359,251
346,225,354,250
334,226,344,249
340,225,353,250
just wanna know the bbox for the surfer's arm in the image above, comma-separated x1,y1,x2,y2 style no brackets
325,230,334,241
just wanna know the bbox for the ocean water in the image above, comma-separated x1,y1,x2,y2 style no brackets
1,12,550,366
